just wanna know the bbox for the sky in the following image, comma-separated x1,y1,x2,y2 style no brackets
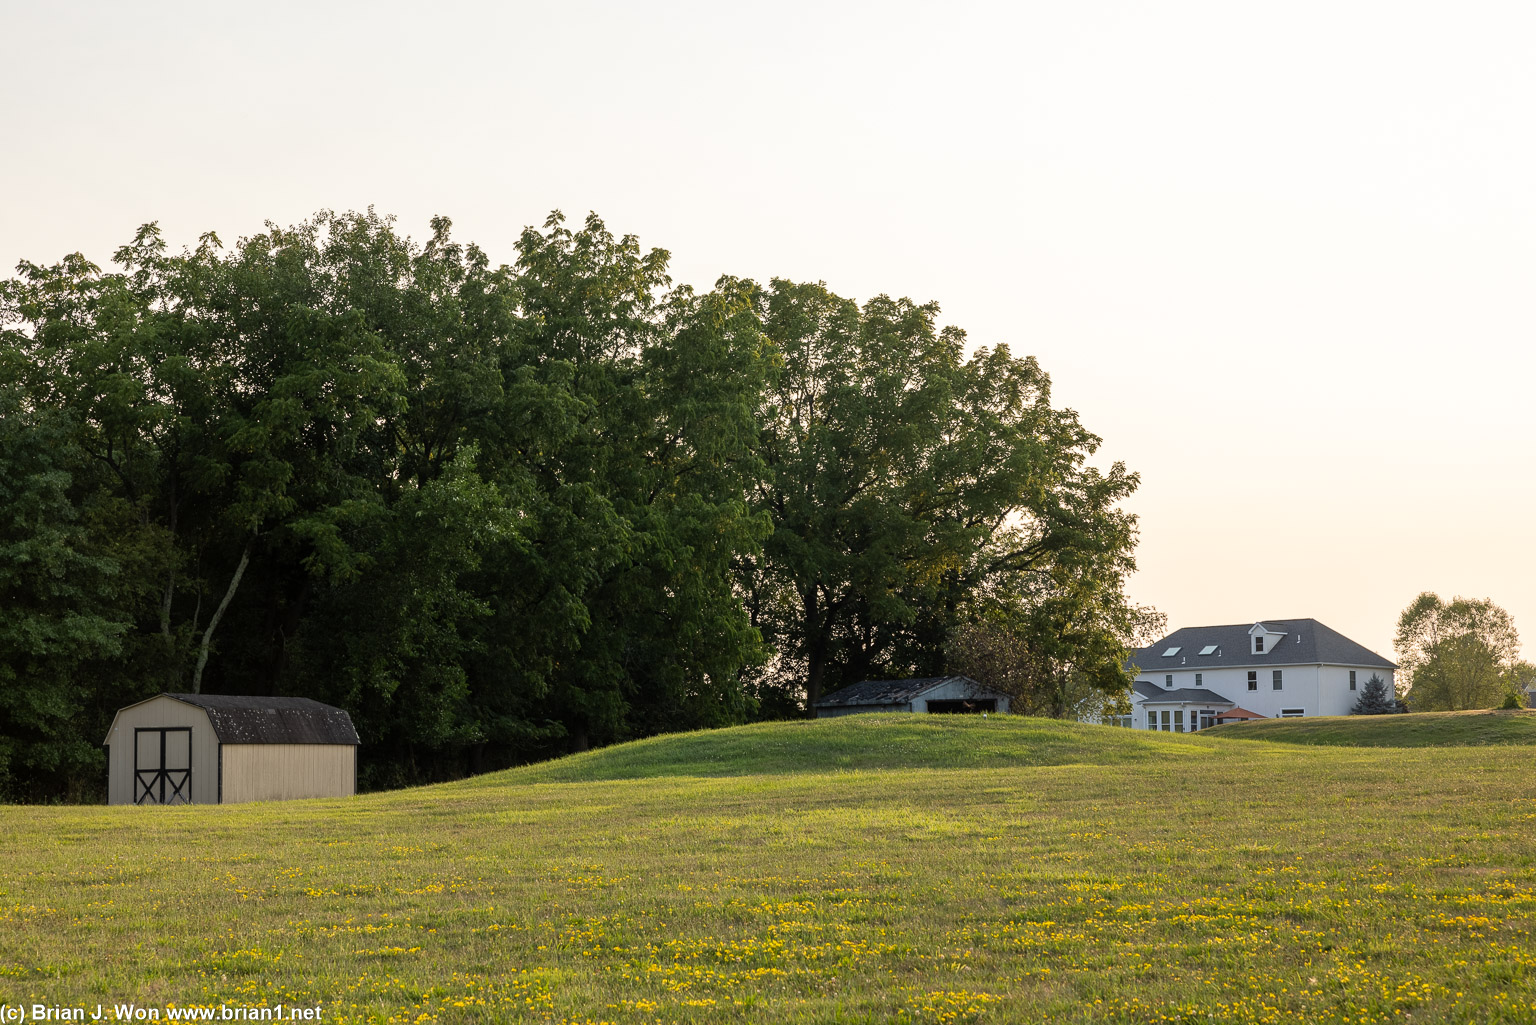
3,0,1532,664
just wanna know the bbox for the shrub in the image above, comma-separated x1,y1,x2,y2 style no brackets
1352,674,1401,715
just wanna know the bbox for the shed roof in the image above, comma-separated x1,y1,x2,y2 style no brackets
141,694,360,745
813,675,997,708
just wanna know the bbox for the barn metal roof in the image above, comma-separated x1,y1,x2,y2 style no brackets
165,694,361,745
813,675,999,708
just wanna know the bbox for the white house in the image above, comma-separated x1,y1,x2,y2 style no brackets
1126,620,1396,732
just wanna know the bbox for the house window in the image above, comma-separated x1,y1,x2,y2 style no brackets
1146,717,1157,731
1273,670,1283,690
1247,671,1257,691
1165,675,1173,688
1174,710,1184,733
1160,710,1171,731
1280,708,1304,718
1349,671,1357,690
1254,636,1265,653
1195,673,1203,686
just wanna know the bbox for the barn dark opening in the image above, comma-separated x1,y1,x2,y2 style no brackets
925,699,997,714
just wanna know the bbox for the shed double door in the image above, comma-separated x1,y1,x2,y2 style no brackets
134,728,192,804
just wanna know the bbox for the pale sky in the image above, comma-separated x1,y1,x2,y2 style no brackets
4,0,1532,663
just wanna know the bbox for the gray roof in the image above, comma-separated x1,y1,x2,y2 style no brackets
814,675,996,708
1132,680,1236,706
167,694,360,745
1127,619,1395,674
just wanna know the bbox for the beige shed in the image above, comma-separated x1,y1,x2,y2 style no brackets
104,693,360,805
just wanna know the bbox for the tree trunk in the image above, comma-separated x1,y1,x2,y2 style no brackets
803,587,827,710
806,653,826,712
190,539,253,694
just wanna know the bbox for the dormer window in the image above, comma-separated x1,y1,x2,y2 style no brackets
1162,647,1181,657
1248,623,1286,654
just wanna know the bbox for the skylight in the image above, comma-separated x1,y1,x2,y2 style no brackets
1162,647,1181,657
1199,645,1218,655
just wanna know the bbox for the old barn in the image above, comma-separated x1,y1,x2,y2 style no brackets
104,694,360,805
813,676,1011,717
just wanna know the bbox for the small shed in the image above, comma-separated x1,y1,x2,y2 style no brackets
104,693,360,805
813,676,1010,718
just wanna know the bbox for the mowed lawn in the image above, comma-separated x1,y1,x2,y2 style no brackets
2,714,1535,1024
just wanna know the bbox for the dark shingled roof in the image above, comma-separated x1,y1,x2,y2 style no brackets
1132,679,1236,706
166,694,360,745
814,676,996,708
1127,619,1396,675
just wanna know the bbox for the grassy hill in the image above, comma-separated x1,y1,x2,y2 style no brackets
1205,707,1536,746
491,713,1208,784
2,713,1535,1024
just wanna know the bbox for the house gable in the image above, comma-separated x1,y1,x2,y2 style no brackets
1248,622,1288,656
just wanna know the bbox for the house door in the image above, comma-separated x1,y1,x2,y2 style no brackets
134,728,191,805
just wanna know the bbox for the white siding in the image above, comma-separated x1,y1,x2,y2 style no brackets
104,696,219,806
220,744,355,803
916,678,1011,713
1130,662,1396,729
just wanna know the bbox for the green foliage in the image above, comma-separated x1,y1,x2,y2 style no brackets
740,281,1143,711
1502,660,1534,711
1350,672,1403,715
0,391,168,800
947,596,1159,720
0,210,1146,797
1395,592,1522,711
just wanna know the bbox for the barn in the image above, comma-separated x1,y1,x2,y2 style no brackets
813,675,1011,717
104,693,360,805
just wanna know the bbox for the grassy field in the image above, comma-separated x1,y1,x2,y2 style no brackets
2,712,1535,1024
1204,708,1536,747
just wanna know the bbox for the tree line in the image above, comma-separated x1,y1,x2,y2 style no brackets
1395,593,1532,712
0,210,1149,800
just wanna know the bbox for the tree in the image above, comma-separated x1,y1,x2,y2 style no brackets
1502,661,1534,709
1395,593,1522,711
1350,673,1401,715
739,280,1145,711
0,208,1149,796
947,598,1162,720
0,390,168,800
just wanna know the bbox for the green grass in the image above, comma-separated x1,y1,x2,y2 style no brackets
494,714,1209,783
2,712,1535,1024
1207,707,1536,746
